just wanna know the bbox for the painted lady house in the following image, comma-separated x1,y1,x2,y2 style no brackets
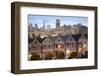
65,35,77,58
42,37,54,60
78,34,88,58
28,38,45,60
51,35,66,59
28,34,88,60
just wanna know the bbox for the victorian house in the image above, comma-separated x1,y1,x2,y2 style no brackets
28,34,88,59
51,36,66,53
78,34,88,54
42,37,54,56
66,35,76,53
29,39,42,53
42,37,54,52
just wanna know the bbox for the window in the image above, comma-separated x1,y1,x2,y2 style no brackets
58,39,60,42
35,40,37,44
49,45,50,49
49,41,51,43
67,43,69,47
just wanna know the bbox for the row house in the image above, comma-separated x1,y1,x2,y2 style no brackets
30,39,41,52
78,34,88,54
41,37,54,59
66,35,76,52
51,36,66,52
42,37,53,51
29,34,88,59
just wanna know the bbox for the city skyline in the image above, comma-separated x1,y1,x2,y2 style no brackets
28,15,88,29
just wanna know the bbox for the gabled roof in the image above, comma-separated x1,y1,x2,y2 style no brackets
50,35,67,43
28,38,34,44
29,37,45,44
42,37,53,45
29,34,87,44
30,39,40,45
36,37,46,43
65,35,75,41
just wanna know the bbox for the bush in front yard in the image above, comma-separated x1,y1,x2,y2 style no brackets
56,51,65,59
81,51,88,58
30,52,41,60
44,52,54,60
68,51,77,59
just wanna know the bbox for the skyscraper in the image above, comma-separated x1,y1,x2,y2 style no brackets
43,20,45,30
47,25,51,31
28,23,34,32
56,19,60,31
35,24,38,30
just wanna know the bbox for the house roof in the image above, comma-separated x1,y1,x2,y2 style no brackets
29,37,45,44
50,35,66,42
29,34,88,44
28,38,34,44
65,34,75,41
36,37,46,43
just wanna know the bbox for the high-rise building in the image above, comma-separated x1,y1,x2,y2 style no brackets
28,23,34,32
47,25,51,31
56,19,60,31
43,21,45,30
35,24,38,30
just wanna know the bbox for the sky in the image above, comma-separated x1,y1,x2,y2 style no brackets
28,15,88,28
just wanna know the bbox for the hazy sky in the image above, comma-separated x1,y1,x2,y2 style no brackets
28,15,88,28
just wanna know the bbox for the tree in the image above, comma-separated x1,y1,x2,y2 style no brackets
72,34,81,57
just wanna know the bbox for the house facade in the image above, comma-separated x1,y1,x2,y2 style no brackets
30,39,42,52
53,37,65,52
78,34,88,54
42,37,53,52
28,34,88,59
66,35,77,52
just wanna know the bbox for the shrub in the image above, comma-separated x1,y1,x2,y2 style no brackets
56,51,66,59
68,51,77,59
81,51,88,58
44,52,54,60
30,52,41,60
